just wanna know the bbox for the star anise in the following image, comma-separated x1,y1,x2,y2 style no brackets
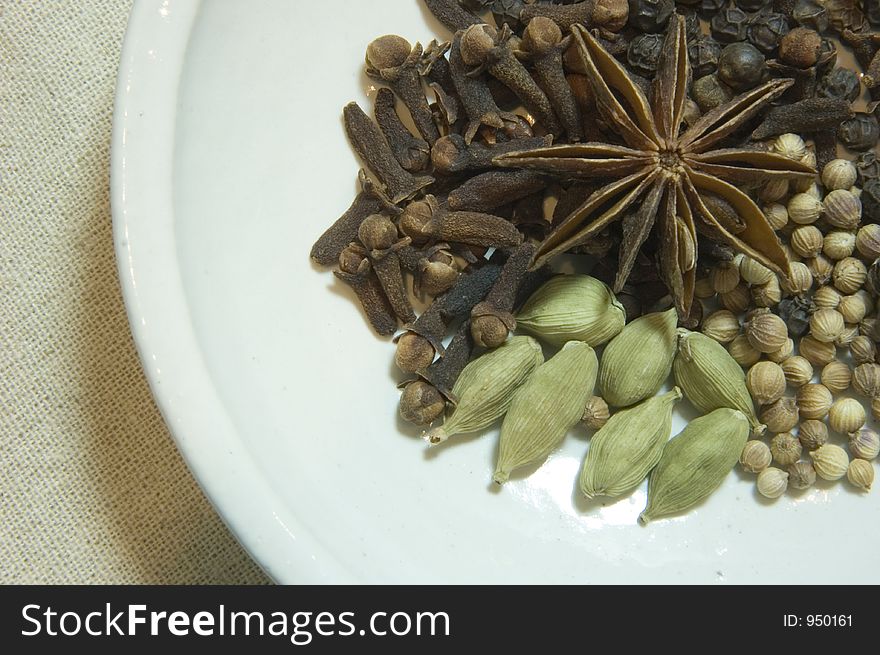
495,16,816,316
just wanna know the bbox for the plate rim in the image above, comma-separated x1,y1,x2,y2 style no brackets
110,0,354,584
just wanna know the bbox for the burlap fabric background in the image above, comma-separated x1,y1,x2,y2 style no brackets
0,2,270,583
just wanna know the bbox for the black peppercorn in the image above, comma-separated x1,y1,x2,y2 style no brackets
777,296,815,338
627,33,665,77
489,0,526,31
688,36,722,78
735,0,771,11
838,112,880,151
698,0,728,20
628,0,674,33
683,10,701,42
861,179,880,222
711,8,751,43
692,73,735,112
817,67,860,102
792,0,829,32
746,11,790,54
856,151,880,186
718,42,766,90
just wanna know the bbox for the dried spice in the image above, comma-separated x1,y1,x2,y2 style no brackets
641,408,750,523
494,341,599,484
598,308,678,407
425,336,543,444
470,242,537,348
374,88,430,174
516,17,583,141
312,0,880,518
497,18,814,316
751,98,854,140
579,388,681,499
334,245,399,336
344,102,434,204
460,24,562,135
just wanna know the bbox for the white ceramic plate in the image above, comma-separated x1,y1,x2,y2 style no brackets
113,0,879,583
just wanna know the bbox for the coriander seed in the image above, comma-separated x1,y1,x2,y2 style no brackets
828,397,866,434
760,396,799,433
832,257,867,294
810,444,850,481
850,335,876,365
790,225,824,258
822,159,858,191
788,460,817,489
848,428,880,461
855,224,880,259
788,192,823,225
757,467,789,499
809,308,845,343
782,356,813,387
740,440,772,473
852,363,880,398
820,361,851,394
797,383,833,419
746,311,788,353
813,285,842,310
767,338,795,363
822,231,856,261
702,310,740,344
799,335,836,367
798,419,829,450
771,432,803,467
838,294,867,324
846,459,874,491
746,361,786,405
728,334,762,367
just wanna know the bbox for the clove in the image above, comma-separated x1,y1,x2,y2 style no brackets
398,319,477,425
471,242,538,348
812,129,838,172
449,30,523,143
310,170,388,266
519,0,629,34
431,133,551,175
420,0,484,34
399,195,524,248
334,245,398,337
840,28,880,68
395,261,502,372
396,242,461,297
750,97,854,140
365,36,440,145
516,17,583,141
447,169,548,212
356,215,416,324
343,102,434,204
460,24,562,136
374,88,431,174
419,39,462,130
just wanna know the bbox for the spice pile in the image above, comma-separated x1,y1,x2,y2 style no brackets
310,0,880,521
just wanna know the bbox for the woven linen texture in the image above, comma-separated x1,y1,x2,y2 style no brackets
0,1,270,584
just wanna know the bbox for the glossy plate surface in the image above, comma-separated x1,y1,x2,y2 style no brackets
113,0,879,583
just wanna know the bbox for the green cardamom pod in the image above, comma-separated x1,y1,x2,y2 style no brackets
579,388,682,499
673,329,763,434
515,275,626,348
640,408,750,524
494,341,598,484
425,336,544,445
598,308,678,407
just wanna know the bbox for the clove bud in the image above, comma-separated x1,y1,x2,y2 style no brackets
399,195,524,248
